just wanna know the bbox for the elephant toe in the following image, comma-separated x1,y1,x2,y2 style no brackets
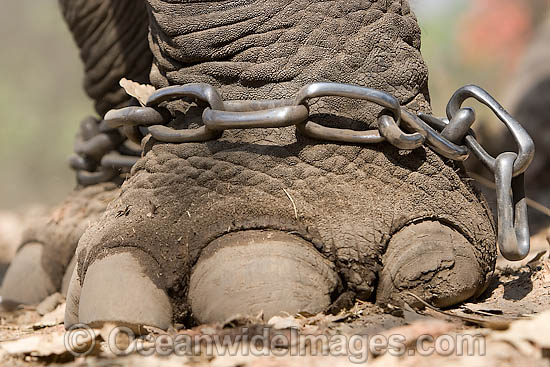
64,261,81,328
0,242,56,310
376,221,487,308
61,255,77,297
76,250,172,331
189,230,341,324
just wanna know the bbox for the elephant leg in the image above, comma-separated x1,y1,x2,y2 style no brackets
188,230,340,324
0,243,56,310
60,0,497,329
59,0,152,116
376,221,488,308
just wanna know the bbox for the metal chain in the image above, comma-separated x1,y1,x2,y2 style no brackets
69,116,140,186
74,82,535,261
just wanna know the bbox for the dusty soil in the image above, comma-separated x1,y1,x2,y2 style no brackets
0,236,549,367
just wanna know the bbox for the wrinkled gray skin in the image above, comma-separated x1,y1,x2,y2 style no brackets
2,0,496,329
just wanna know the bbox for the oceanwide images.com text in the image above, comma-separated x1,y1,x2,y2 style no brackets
64,323,486,363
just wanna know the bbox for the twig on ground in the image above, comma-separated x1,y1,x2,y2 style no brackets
404,292,514,330
283,188,298,220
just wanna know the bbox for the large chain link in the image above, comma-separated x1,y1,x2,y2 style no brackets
72,82,535,261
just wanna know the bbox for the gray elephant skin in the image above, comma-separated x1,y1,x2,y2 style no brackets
1,0,496,330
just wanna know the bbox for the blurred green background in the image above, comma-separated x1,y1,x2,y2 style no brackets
0,0,548,212
0,1,90,210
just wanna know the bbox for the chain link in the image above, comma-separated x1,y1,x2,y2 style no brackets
71,82,536,261
446,85,535,176
494,152,530,261
69,116,140,186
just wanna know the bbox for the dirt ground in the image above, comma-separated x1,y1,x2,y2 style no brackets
0,229,549,367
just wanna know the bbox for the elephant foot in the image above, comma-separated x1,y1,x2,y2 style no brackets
0,243,56,310
376,221,487,308
1,183,121,311
66,250,172,331
189,230,341,324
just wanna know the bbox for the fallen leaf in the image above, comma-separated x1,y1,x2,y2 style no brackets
405,292,513,330
460,304,503,316
526,251,548,269
0,331,67,356
119,78,156,106
491,310,550,354
380,319,458,349
143,325,169,335
268,315,301,330
33,303,65,329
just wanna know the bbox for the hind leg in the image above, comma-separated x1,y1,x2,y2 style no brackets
0,183,119,310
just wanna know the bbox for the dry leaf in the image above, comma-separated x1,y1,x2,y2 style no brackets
491,310,550,353
299,311,349,325
0,331,68,356
406,292,513,330
33,303,65,329
380,319,458,350
119,78,156,106
268,315,301,330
